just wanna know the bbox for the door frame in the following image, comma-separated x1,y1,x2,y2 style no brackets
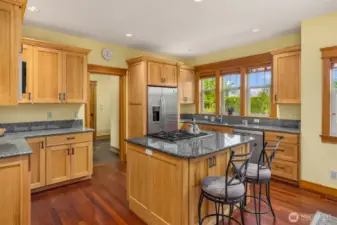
88,80,97,139
86,64,127,162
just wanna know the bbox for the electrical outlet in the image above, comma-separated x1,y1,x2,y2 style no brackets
47,112,52,120
254,119,260,123
74,112,78,119
331,170,337,180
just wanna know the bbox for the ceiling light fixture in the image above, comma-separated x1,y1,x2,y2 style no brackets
251,28,261,33
27,6,39,12
125,33,133,37
194,0,203,2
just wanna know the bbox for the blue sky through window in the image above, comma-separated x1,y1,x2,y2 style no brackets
223,74,240,87
248,71,271,87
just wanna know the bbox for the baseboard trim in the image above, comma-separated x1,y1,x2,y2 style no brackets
300,180,337,200
96,135,110,140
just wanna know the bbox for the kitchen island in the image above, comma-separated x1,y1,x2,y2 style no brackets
125,132,254,225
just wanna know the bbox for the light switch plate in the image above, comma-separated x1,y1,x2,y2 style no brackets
331,170,337,180
74,112,78,119
47,112,52,120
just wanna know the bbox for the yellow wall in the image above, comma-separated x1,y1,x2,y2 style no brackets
181,33,302,119
301,11,337,188
90,74,120,149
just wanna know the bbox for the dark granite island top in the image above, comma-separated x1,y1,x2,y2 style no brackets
125,132,254,159
0,128,94,159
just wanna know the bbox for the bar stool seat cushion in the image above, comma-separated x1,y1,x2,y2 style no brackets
234,163,271,180
201,176,245,199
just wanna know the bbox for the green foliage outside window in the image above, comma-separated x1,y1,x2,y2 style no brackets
224,96,240,113
202,78,216,113
250,90,270,115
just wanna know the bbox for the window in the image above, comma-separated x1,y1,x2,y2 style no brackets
221,73,241,115
331,63,337,136
247,66,272,117
201,77,216,113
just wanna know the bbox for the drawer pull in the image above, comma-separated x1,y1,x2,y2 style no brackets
67,148,71,155
275,165,285,170
67,137,75,140
72,148,74,155
277,148,285,152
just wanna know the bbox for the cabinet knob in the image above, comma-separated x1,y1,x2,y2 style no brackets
28,92,32,100
58,93,62,101
63,93,66,101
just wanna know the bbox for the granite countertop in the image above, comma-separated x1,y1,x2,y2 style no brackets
180,119,300,134
125,132,254,159
0,128,94,159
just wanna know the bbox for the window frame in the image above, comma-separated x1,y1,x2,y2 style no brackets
320,45,337,144
246,66,272,117
200,76,216,114
221,72,241,116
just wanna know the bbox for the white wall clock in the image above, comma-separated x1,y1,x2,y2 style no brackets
102,48,113,61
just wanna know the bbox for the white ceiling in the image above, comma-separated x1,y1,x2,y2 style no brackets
24,0,337,58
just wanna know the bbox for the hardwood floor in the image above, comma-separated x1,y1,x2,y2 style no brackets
31,158,337,225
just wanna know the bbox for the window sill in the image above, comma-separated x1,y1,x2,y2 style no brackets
320,135,337,144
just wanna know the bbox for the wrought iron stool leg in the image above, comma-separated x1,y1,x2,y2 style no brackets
215,202,219,225
228,204,234,225
240,200,245,225
266,182,276,220
221,204,225,225
252,184,260,225
258,184,262,225
198,192,204,225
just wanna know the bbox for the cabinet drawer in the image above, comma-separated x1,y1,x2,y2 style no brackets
46,132,92,146
216,126,233,134
271,159,298,181
274,143,299,162
265,131,299,144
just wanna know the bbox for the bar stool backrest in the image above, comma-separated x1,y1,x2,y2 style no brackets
224,149,252,200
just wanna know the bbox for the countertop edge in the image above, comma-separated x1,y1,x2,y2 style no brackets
125,138,254,159
180,120,301,134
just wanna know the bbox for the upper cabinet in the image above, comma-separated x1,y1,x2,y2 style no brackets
179,67,195,104
0,1,21,105
148,61,177,87
271,46,301,104
21,38,90,104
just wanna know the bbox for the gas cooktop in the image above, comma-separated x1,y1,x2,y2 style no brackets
147,130,208,142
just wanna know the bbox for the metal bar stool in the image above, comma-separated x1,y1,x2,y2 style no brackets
198,149,253,225
235,136,283,225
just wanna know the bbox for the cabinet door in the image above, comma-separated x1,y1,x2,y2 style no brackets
162,64,177,87
178,69,185,103
273,51,301,104
27,137,46,189
148,62,163,86
70,142,93,179
127,145,151,224
129,61,146,105
0,156,30,225
20,44,34,103
33,47,63,103
63,51,87,103
0,2,20,105
46,145,71,185
183,69,195,103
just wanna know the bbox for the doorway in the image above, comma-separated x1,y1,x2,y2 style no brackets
86,64,127,163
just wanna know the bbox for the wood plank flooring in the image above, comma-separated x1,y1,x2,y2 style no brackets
31,158,337,225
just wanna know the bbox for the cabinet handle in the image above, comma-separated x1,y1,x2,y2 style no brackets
40,141,44,149
28,156,31,172
72,148,74,155
67,148,70,155
208,158,213,168
274,94,278,102
275,165,284,170
67,137,75,140
28,92,31,100
213,156,216,167
59,93,62,101
63,93,66,101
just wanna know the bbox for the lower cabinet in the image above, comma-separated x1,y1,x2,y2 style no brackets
28,132,93,190
0,156,30,225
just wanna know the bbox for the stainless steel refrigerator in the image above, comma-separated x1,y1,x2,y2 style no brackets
148,86,178,134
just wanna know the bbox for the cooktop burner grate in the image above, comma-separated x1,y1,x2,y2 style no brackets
147,130,208,142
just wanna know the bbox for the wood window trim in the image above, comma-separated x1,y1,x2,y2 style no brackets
321,46,337,143
198,75,217,114
220,70,242,116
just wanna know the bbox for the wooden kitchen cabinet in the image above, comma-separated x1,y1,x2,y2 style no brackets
27,137,46,189
33,47,63,103
272,46,301,104
70,142,93,179
148,61,177,87
0,155,30,225
62,51,88,103
0,1,21,105
21,38,91,104
179,68,195,104
46,144,71,185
